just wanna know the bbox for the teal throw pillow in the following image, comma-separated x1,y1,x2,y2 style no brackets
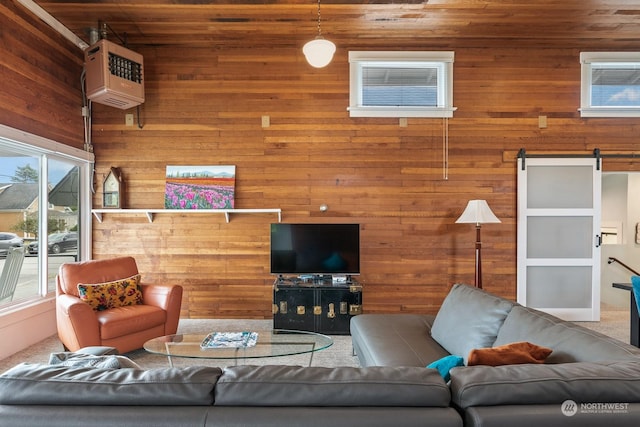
427,355,464,382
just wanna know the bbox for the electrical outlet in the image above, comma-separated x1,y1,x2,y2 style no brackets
125,114,134,126
538,115,547,129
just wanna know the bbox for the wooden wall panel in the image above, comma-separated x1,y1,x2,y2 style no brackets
88,41,640,320
1,0,84,148
6,1,640,320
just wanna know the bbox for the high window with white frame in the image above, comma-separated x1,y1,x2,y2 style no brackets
580,52,640,118
348,51,456,118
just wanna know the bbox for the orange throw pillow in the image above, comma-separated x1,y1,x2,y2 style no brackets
467,341,552,366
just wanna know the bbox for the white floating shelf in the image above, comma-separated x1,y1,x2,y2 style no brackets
92,208,281,223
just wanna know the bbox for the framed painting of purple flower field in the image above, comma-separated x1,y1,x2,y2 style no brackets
165,165,235,209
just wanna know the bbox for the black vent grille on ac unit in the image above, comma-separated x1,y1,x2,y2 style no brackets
108,52,143,84
85,39,144,109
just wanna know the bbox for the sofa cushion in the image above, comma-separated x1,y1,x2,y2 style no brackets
214,365,451,407
450,360,640,409
350,314,449,367
77,274,143,311
97,304,167,339
467,341,552,366
494,305,640,363
0,364,221,406
431,284,516,363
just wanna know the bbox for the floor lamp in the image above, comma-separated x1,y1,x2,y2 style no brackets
456,200,501,289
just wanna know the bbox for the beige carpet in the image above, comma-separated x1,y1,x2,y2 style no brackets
0,319,359,373
575,304,630,343
0,308,632,373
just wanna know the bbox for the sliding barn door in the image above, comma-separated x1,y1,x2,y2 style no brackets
517,157,601,321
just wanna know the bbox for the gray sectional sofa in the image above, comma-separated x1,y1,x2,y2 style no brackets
2,283,640,427
0,363,460,427
351,283,640,426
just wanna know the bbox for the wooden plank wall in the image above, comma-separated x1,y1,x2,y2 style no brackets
4,1,640,320
1,0,84,149
88,42,640,319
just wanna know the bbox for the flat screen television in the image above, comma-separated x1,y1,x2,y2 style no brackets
270,223,360,276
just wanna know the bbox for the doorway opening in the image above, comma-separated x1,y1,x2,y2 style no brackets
601,173,640,308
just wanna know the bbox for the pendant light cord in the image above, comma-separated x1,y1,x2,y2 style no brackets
316,0,323,37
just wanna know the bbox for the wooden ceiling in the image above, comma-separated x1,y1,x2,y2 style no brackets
31,0,640,50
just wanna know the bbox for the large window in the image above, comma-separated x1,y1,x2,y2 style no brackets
580,52,640,117
0,126,93,308
348,51,456,118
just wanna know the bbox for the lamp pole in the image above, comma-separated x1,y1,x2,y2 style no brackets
475,224,482,289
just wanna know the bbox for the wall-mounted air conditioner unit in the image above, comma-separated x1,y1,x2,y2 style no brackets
84,39,144,109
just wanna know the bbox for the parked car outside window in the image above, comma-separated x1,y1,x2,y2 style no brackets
0,232,24,257
27,232,77,255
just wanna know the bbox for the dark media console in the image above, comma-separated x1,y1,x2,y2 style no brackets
272,275,362,335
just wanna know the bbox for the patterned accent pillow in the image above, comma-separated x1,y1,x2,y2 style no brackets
49,354,121,369
77,274,143,311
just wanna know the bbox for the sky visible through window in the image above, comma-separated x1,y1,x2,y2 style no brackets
0,157,69,185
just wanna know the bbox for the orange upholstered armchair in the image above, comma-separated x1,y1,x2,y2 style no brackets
56,256,183,353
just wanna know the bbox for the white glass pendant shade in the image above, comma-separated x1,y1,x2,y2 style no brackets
303,37,336,68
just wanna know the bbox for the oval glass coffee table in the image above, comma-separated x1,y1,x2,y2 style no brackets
143,329,333,367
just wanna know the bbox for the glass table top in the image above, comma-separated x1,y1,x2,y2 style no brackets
143,329,333,362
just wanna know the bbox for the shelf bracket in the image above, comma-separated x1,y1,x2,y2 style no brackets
224,212,231,223
145,212,154,223
92,212,103,223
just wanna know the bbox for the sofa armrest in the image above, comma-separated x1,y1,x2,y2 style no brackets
140,283,179,309
56,293,97,321
56,294,100,350
140,283,183,334
450,361,640,409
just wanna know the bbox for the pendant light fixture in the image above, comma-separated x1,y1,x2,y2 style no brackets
303,0,336,68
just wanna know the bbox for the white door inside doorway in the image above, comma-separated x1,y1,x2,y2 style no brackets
517,157,601,321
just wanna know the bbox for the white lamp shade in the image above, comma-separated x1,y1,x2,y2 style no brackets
303,37,336,68
456,200,501,225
